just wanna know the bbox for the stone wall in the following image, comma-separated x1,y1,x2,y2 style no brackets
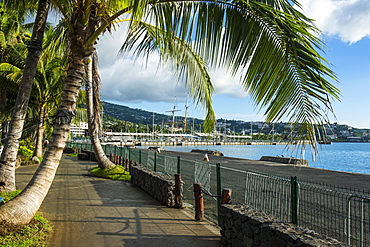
130,165,176,207
220,204,348,247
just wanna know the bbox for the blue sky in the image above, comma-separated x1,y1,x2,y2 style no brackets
96,0,370,128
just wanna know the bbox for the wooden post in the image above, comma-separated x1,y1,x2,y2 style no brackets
194,183,204,221
174,174,182,208
221,188,233,204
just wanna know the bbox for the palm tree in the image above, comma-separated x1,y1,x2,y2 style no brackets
30,27,67,157
0,0,340,226
0,2,30,143
0,25,66,157
85,52,115,169
0,0,50,192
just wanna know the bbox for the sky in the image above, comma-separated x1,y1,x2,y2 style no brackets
95,0,370,128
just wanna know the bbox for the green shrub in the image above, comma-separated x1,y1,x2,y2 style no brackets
18,140,35,161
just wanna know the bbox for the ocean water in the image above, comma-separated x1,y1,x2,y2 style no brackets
162,142,370,175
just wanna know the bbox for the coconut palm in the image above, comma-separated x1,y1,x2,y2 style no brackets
85,52,116,169
0,2,30,140
0,0,340,226
0,0,50,192
1,28,67,157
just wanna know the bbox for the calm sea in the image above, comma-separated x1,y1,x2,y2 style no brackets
162,142,370,175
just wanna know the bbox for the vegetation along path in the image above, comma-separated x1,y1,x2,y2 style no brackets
16,156,222,247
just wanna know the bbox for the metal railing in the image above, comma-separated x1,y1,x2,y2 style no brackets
67,142,370,246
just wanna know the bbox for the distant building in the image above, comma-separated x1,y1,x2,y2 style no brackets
70,122,88,137
347,136,362,142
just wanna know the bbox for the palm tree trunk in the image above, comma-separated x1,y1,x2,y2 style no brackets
85,55,115,169
0,54,85,225
34,106,46,158
0,0,50,192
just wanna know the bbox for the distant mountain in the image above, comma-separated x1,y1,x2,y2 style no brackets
102,101,204,126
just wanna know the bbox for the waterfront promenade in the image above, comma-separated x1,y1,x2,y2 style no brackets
16,156,222,247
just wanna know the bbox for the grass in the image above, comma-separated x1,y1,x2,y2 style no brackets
0,190,21,203
0,192,52,247
89,165,131,180
66,153,78,157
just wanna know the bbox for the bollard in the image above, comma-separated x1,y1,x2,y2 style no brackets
291,176,299,225
221,188,232,204
174,174,183,208
193,183,204,221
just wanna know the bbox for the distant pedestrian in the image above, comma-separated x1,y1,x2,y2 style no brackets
203,153,209,162
43,139,49,149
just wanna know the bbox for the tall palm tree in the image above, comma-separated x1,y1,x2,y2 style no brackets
0,2,30,143
85,52,116,169
30,27,67,157
0,26,67,157
0,0,339,226
0,0,50,192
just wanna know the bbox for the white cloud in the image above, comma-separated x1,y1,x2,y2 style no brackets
97,25,248,105
209,69,248,97
99,55,188,103
298,0,370,43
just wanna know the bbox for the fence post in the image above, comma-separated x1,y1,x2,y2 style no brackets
139,150,142,164
291,176,299,225
103,144,107,155
177,156,181,174
216,163,222,225
175,174,182,208
221,188,232,204
194,183,204,220
154,152,157,172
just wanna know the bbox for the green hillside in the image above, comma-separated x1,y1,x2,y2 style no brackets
102,101,204,126
102,101,370,142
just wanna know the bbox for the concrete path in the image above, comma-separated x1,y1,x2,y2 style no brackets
16,156,222,247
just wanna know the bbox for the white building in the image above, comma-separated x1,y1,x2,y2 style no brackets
70,122,89,137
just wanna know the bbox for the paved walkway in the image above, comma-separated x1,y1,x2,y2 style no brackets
16,156,222,247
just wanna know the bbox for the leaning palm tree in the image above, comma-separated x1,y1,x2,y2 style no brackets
0,2,30,145
0,0,50,192
0,26,67,158
0,0,339,227
85,52,116,169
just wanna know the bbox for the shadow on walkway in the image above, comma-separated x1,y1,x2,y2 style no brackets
16,156,222,247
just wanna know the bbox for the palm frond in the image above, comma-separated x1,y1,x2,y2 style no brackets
121,20,216,131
